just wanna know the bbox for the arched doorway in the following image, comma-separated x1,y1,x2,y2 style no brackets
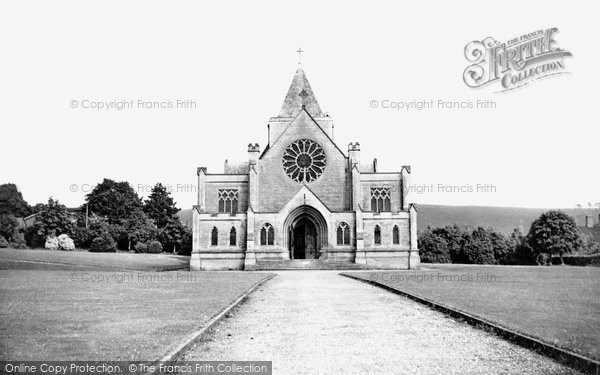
283,205,328,260
292,217,318,259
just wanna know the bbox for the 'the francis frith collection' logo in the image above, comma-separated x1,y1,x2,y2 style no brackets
463,28,572,92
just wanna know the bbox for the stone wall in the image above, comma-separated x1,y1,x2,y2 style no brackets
204,181,249,214
360,173,402,213
257,111,351,213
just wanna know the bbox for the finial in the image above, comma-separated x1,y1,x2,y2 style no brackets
296,47,304,65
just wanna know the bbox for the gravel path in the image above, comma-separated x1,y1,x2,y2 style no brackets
182,271,579,374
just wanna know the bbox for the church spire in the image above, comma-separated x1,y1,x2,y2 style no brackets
278,67,323,117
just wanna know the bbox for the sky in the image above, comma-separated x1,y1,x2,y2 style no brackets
0,0,598,210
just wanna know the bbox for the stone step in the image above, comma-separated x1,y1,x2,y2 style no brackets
253,259,370,271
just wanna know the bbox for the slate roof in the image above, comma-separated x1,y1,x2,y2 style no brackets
278,68,323,117
224,160,249,174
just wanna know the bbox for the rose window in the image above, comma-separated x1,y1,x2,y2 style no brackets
282,139,326,183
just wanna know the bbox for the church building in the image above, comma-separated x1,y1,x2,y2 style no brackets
191,65,419,270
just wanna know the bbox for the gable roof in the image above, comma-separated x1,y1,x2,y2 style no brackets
260,108,347,159
279,184,333,214
279,68,323,117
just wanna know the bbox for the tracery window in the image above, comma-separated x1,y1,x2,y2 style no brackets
260,223,274,246
218,189,238,214
282,139,326,183
370,187,391,213
337,222,351,245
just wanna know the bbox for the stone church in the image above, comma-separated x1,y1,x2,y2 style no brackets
191,66,419,270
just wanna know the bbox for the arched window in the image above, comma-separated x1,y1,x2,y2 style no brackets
337,222,350,245
229,227,237,246
211,227,218,246
260,223,274,246
374,225,381,245
392,225,400,244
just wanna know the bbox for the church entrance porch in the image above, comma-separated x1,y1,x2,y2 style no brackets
282,205,328,261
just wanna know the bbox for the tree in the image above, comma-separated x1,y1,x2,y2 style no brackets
0,214,18,241
435,225,467,263
120,210,157,250
34,198,75,238
500,228,536,265
0,183,30,216
85,179,143,224
526,210,583,265
418,229,451,263
158,216,188,253
144,183,180,228
459,227,496,264
490,230,512,264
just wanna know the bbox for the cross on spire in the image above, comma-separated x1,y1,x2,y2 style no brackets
296,47,304,65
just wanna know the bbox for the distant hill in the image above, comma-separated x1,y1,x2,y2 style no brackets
178,208,194,228
177,205,600,235
418,205,599,234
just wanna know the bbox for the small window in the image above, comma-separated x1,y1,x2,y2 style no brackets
392,225,400,244
230,227,236,246
374,225,381,245
211,227,218,246
337,222,351,245
260,223,274,246
267,225,274,245
260,226,266,245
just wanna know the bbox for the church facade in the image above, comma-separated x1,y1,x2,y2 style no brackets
191,67,419,270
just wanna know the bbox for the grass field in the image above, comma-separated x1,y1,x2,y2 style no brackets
345,264,600,361
0,250,272,360
0,248,189,271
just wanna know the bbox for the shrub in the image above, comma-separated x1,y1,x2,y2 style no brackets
503,241,537,265
551,254,600,267
9,232,28,249
90,233,117,253
57,234,75,251
45,235,59,250
147,240,163,254
24,226,45,248
581,234,600,255
0,236,9,248
71,226,93,249
134,241,148,253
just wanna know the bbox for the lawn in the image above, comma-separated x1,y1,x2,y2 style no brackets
0,248,189,271
344,264,600,361
0,250,273,361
